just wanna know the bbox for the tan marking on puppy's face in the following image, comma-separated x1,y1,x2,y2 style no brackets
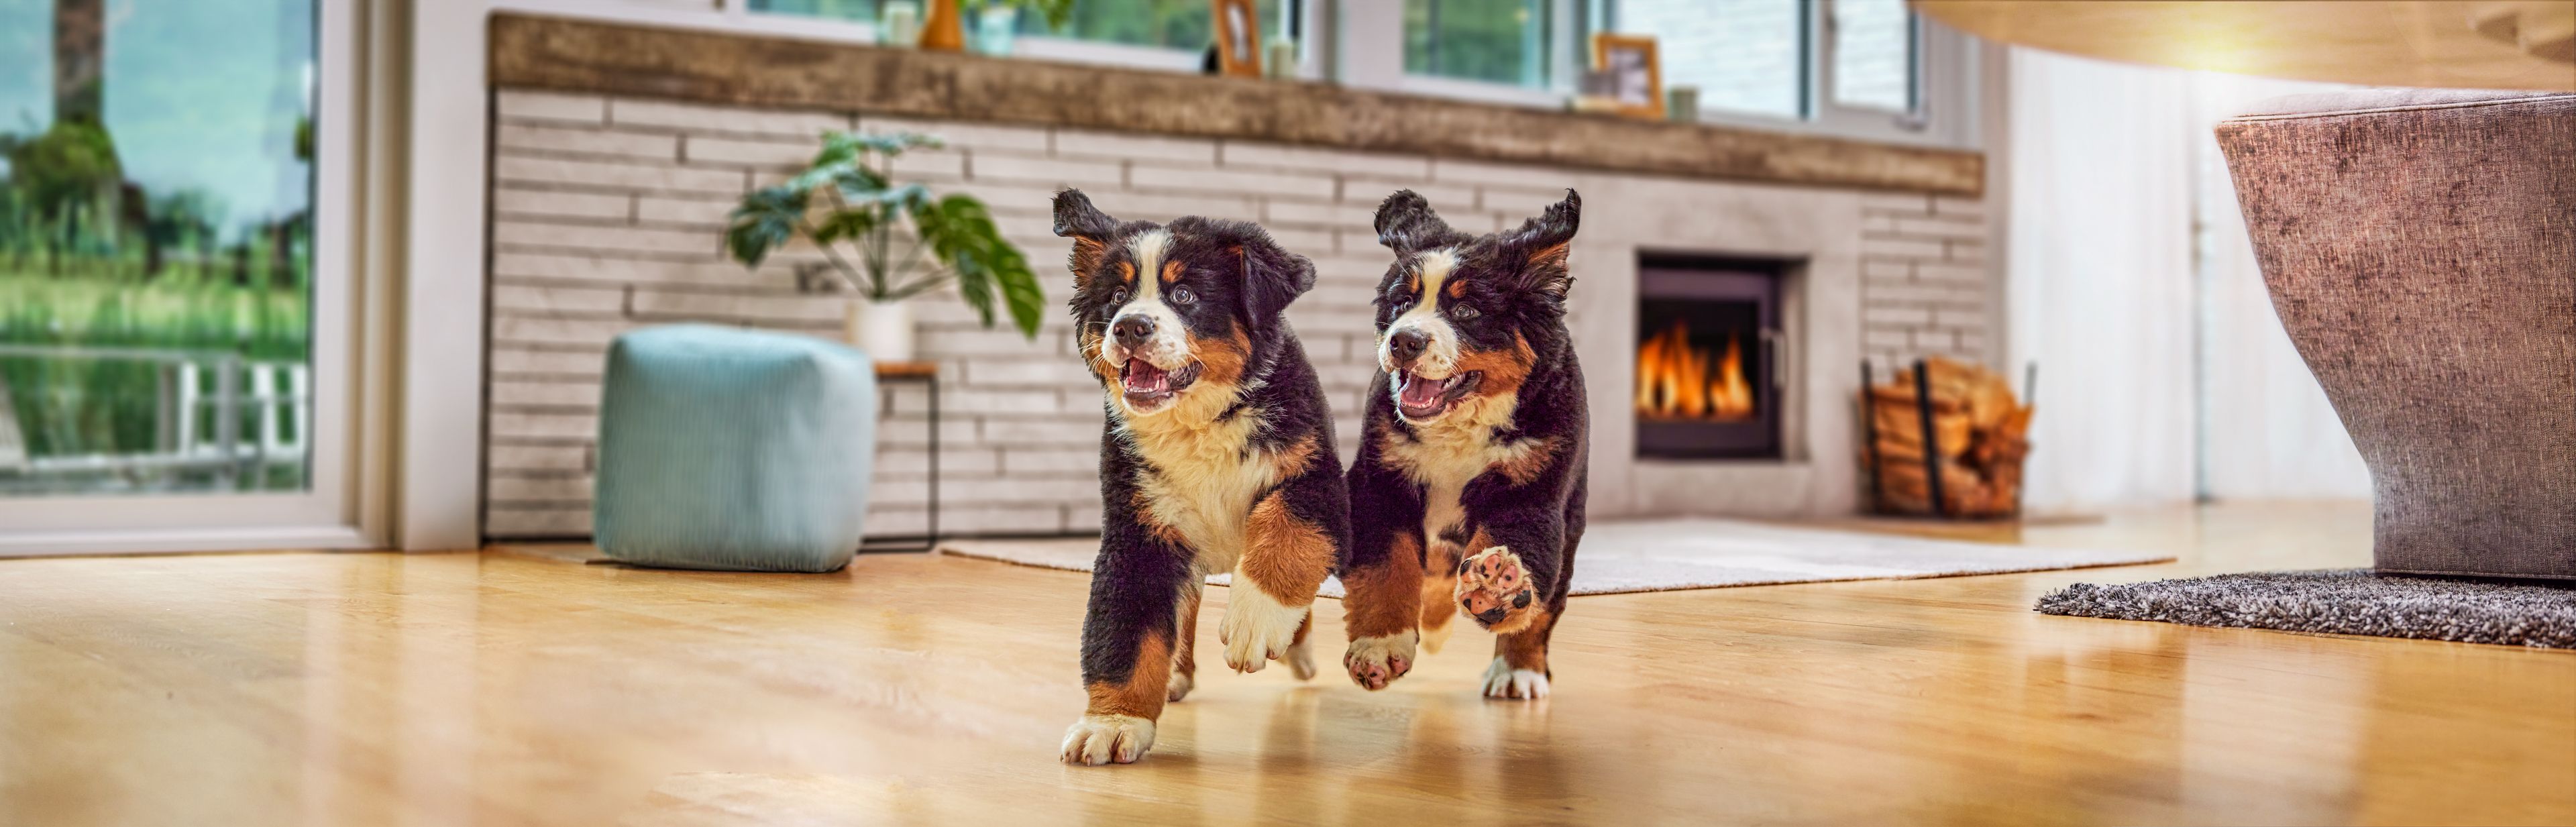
1185,326,1250,390
1085,630,1172,720
1238,490,1335,605
1340,533,1425,639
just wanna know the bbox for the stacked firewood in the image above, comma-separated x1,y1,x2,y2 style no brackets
1861,357,2033,518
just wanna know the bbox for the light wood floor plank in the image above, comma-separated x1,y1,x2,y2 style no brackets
0,502,2568,826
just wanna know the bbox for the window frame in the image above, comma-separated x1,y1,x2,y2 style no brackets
0,0,392,555
1354,0,1977,149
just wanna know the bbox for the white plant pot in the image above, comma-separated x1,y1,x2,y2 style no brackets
845,299,917,362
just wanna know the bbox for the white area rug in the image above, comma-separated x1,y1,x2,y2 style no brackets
939,518,2174,598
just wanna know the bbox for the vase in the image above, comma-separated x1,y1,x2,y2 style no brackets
845,298,917,362
973,5,1020,56
919,0,965,52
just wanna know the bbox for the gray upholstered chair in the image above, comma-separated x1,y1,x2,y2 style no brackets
2214,90,2573,580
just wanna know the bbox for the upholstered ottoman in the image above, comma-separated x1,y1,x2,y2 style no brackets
2215,90,2575,580
593,325,876,573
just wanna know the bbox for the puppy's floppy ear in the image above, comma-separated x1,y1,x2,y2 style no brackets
1224,223,1317,328
1373,189,1453,254
1052,188,1118,288
1503,188,1580,299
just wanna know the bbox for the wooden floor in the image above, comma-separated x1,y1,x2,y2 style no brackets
2,502,2569,826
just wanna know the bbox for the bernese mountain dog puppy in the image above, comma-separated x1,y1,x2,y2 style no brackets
1050,190,1348,765
1339,189,1588,701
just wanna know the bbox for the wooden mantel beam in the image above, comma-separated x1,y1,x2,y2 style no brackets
488,13,1984,197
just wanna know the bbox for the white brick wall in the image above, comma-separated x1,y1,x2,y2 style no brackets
1858,192,1991,370
482,89,1995,539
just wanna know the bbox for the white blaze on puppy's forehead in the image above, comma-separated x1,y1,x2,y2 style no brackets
1411,249,1458,304
1126,229,1172,301
1381,247,1463,378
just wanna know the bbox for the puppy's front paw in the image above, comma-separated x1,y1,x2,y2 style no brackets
1217,584,1307,673
1283,635,1317,681
1481,657,1550,700
1343,632,1418,691
1455,546,1540,632
1060,714,1157,765
1167,669,1195,703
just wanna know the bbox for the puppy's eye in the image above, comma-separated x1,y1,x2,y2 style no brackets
1110,288,1129,305
1171,286,1197,305
1449,303,1481,321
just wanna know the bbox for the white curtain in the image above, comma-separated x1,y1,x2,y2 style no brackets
2006,49,2199,514
2188,74,2375,500
2005,49,2373,513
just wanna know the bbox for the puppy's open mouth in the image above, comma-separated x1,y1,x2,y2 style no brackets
1120,358,1203,408
1395,370,1482,420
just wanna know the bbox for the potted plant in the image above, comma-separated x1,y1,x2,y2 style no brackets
724,131,1044,360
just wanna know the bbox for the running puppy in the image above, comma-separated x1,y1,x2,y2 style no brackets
1051,190,1348,765
1339,189,1588,701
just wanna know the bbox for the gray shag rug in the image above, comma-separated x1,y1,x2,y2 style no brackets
2037,569,2576,649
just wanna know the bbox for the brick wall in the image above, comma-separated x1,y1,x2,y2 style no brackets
482,89,1993,539
1858,192,1990,370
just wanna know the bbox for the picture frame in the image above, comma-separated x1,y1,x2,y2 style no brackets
1590,33,1664,119
1212,0,1263,78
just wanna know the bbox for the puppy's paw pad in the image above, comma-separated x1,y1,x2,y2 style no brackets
1342,632,1419,691
1481,657,1550,700
1060,714,1157,766
1218,586,1307,673
1454,546,1538,630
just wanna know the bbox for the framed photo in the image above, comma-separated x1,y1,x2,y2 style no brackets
1213,0,1263,78
1590,33,1664,119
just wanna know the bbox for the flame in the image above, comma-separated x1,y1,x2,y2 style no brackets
1635,322,1755,421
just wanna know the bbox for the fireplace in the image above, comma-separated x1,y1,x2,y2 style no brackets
1635,256,1792,459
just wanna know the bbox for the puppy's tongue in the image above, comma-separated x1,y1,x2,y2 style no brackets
1399,373,1448,407
1123,360,1171,393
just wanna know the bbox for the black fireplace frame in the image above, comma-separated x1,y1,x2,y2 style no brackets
1635,254,1793,460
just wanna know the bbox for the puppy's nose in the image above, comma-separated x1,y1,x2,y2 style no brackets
1112,315,1156,348
1388,329,1429,366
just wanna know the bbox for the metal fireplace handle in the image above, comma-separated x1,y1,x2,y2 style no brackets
1760,328,1788,389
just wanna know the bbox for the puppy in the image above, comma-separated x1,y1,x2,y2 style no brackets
1051,190,1348,765
1338,189,1588,701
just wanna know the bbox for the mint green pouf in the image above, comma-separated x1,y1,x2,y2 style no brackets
594,325,875,573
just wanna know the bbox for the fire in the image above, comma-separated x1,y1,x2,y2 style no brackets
1635,322,1756,421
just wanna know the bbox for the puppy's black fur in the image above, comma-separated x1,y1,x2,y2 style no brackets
1338,189,1588,701
1051,189,1348,765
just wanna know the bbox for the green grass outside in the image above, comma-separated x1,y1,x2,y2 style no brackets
0,273,309,467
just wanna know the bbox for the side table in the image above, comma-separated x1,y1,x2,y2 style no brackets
860,360,939,553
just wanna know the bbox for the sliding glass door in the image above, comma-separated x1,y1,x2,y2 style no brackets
0,0,368,552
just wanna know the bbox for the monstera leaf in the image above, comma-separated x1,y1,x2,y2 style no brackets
723,131,1044,339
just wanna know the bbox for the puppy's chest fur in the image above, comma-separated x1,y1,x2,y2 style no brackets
1120,406,1285,575
1382,395,1541,555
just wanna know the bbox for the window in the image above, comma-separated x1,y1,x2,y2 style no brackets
1018,0,1283,52
1,0,317,496
1830,0,1915,112
1613,0,1807,119
1591,0,1941,139
747,0,878,23
1405,0,1554,89
746,0,1283,54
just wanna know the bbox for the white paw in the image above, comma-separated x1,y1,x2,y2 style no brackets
1481,657,1550,700
1060,714,1157,765
1283,635,1317,681
1167,669,1194,702
1217,582,1308,673
1343,631,1419,691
